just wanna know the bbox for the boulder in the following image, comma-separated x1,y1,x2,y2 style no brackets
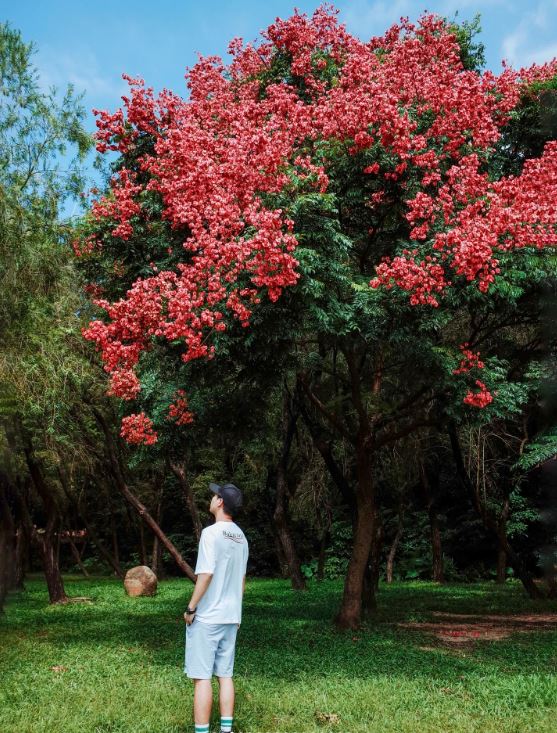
124,565,157,597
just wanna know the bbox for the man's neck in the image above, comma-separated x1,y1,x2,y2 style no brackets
214,513,234,523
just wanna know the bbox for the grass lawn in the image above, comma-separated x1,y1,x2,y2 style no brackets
1,575,556,733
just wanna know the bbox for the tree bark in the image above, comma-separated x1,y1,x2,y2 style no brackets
19,425,68,604
92,407,196,581
362,517,383,612
335,436,376,629
386,508,404,584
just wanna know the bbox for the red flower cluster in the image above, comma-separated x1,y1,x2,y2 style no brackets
107,369,141,400
452,344,493,408
453,344,485,375
76,6,557,439
167,389,194,426
463,380,494,408
120,412,158,445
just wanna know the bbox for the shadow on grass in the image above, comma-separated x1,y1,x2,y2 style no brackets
2,577,556,682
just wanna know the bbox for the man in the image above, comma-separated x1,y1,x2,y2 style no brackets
184,482,248,733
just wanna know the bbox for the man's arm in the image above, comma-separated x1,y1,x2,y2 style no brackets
184,572,213,624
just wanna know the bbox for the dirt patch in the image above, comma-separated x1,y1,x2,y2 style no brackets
398,612,557,644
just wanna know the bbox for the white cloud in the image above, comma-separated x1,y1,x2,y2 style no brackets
501,0,557,66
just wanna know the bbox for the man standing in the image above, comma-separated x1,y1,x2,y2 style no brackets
184,483,248,733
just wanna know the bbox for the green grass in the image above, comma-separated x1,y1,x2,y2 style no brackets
1,576,556,732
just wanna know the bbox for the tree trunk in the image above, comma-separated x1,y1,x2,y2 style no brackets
35,524,68,603
496,496,510,583
169,461,202,541
420,462,445,583
362,518,383,612
430,509,444,583
13,525,27,590
448,423,544,599
273,390,306,590
151,495,163,577
317,527,330,581
335,439,375,629
68,536,90,577
92,408,196,581
138,517,147,566
386,508,404,584
0,476,16,612
19,425,68,604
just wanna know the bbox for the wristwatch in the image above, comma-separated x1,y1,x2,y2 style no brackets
186,606,197,614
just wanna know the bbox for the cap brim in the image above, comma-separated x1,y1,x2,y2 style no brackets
209,483,221,494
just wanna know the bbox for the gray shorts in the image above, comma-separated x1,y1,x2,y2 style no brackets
184,619,239,679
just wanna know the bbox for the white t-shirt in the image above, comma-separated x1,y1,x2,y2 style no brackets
194,521,249,624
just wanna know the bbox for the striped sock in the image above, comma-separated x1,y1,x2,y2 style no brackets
220,716,233,733
194,724,210,733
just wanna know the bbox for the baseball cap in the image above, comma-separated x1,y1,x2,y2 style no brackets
209,482,243,512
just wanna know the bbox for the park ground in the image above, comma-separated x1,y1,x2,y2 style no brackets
1,577,556,733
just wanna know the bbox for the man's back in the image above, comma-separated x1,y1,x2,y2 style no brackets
194,521,249,624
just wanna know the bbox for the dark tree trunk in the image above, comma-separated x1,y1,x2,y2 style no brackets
151,495,163,577
273,390,306,590
138,518,147,566
13,525,27,589
362,517,383,613
448,423,544,599
36,523,68,603
169,461,202,541
386,508,404,584
10,476,34,589
420,462,444,583
317,527,330,581
496,497,510,583
0,476,16,612
336,437,375,629
19,425,68,604
273,528,289,579
67,535,90,577
92,408,196,581
430,509,444,584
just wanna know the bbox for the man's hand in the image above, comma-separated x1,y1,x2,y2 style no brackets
184,610,196,625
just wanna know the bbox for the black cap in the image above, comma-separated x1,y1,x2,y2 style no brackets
209,482,243,513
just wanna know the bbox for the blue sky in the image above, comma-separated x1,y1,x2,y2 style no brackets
3,0,557,132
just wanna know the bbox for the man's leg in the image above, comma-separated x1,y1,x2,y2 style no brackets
193,678,213,733
217,676,234,721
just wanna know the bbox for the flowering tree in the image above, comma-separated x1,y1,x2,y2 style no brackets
75,6,557,626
